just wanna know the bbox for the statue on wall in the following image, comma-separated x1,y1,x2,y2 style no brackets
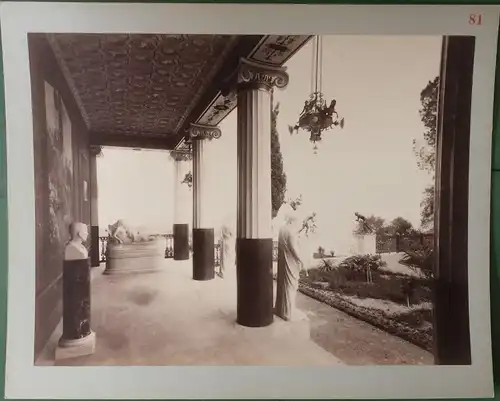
274,204,309,321
107,220,157,244
65,222,89,260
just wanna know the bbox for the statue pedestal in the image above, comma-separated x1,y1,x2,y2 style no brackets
56,331,96,360
104,237,167,275
272,310,311,341
56,258,96,360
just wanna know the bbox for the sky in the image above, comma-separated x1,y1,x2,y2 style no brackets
97,35,442,250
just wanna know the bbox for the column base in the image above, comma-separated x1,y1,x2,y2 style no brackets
192,228,214,281
56,330,96,360
90,225,100,267
236,238,274,327
173,223,190,260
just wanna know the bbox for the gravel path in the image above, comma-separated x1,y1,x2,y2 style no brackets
296,292,434,365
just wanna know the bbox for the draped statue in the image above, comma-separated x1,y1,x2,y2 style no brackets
274,204,309,321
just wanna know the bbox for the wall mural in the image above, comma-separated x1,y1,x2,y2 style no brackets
44,81,74,253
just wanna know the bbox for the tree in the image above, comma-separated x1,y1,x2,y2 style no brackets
271,93,287,218
420,185,434,231
413,76,439,229
387,217,415,236
414,76,439,173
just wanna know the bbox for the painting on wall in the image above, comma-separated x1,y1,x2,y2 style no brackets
44,81,73,253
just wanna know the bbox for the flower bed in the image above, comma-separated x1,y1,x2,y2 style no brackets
298,255,434,352
298,282,433,352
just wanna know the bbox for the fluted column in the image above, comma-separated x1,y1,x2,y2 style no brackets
170,150,192,261
189,123,222,280
236,58,289,327
89,145,101,268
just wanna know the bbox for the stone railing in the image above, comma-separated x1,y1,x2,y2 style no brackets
98,235,278,267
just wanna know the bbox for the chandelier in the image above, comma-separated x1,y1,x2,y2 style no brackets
289,36,344,150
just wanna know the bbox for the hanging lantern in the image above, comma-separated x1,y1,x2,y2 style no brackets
182,171,193,188
289,36,345,148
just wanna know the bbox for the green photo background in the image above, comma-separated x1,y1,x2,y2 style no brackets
0,0,500,398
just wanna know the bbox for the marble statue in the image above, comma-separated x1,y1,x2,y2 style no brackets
65,222,89,260
219,223,235,278
107,220,156,244
275,204,308,321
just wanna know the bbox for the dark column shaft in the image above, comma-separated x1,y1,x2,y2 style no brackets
433,36,474,365
90,226,100,267
173,223,190,260
236,238,273,326
192,228,214,280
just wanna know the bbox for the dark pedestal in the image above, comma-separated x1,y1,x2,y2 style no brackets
90,225,100,267
236,238,274,327
192,228,214,281
61,258,91,341
173,223,190,260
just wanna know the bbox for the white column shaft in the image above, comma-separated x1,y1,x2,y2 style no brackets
192,139,209,229
89,153,98,226
237,87,272,239
174,160,190,224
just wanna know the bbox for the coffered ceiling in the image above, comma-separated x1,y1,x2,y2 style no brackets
44,33,312,150
48,34,240,138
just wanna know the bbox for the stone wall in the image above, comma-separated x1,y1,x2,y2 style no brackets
29,34,90,359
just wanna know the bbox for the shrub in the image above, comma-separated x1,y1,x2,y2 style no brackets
399,246,434,279
313,246,326,259
338,254,386,283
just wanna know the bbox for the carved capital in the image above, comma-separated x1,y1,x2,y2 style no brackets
189,123,222,140
237,58,289,91
89,145,103,157
170,150,192,162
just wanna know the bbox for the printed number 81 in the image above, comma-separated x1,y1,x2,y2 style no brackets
469,13,482,25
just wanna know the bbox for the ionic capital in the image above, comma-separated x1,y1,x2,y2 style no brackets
189,123,222,141
89,145,103,157
237,58,289,91
170,150,192,162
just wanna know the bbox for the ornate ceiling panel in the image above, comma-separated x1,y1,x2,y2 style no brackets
48,34,238,137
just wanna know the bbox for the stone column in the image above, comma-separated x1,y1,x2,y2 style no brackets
170,150,192,261
189,123,221,281
235,58,289,327
89,145,101,267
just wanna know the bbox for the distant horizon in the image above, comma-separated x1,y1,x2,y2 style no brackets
97,34,441,252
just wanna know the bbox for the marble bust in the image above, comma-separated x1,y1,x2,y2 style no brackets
65,222,89,261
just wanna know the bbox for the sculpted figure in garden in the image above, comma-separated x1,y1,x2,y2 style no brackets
65,222,89,260
275,204,308,321
107,220,156,244
218,222,235,278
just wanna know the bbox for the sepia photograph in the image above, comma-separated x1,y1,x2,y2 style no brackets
30,32,471,367
2,2,497,399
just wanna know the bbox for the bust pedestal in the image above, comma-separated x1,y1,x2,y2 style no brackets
55,257,96,360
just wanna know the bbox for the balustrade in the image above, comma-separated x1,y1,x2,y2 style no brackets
97,235,277,266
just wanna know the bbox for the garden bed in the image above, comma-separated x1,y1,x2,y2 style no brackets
298,255,434,352
298,282,433,351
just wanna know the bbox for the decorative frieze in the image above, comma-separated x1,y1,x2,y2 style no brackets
169,150,193,162
189,123,222,141
89,145,103,157
237,58,289,91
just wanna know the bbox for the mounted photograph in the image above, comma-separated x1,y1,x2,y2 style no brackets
2,2,497,399
29,32,472,368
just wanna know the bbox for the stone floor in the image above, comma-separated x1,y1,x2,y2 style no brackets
37,259,433,366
